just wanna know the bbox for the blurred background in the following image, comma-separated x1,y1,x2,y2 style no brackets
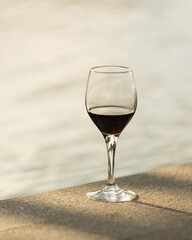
0,0,191,200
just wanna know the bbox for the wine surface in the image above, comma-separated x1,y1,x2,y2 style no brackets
88,106,135,135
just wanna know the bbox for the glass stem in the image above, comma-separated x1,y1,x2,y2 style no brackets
104,135,119,186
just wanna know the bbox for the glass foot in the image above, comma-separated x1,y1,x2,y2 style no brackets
87,185,136,202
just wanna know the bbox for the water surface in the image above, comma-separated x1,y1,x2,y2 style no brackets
0,0,192,199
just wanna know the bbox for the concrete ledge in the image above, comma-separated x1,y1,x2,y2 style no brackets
0,163,191,240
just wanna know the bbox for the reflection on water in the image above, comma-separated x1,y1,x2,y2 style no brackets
0,0,192,200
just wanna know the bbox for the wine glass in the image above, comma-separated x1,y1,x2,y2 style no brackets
85,65,137,202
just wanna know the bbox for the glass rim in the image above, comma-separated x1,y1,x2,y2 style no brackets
90,65,133,74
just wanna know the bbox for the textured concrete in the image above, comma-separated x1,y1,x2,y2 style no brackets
1,0,192,201
0,163,191,240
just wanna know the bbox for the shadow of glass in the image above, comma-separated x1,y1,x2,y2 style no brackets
134,201,192,217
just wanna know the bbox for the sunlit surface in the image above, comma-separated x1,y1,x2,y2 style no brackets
0,0,192,200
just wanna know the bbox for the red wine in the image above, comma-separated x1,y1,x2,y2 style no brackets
88,106,135,135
